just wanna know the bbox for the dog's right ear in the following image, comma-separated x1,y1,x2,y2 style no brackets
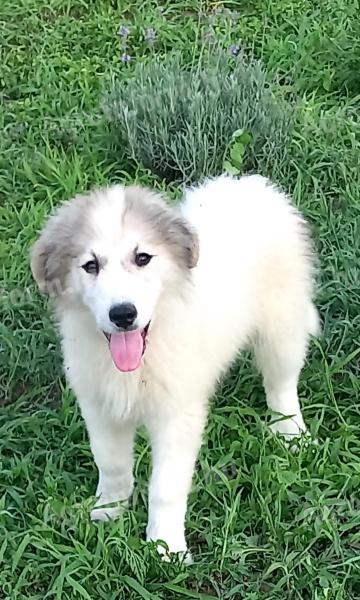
30,197,85,296
30,236,57,294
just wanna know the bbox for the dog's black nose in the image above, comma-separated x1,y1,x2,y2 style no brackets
109,303,137,329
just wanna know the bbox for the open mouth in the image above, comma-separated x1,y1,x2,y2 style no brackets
103,323,150,373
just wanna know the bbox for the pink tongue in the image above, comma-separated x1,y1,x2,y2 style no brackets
109,330,144,372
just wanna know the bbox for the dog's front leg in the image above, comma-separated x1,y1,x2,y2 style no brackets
145,407,206,562
81,404,136,521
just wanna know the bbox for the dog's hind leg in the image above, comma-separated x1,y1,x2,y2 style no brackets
81,406,136,521
253,302,318,438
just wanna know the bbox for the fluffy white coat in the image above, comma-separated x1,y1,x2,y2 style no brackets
32,175,318,560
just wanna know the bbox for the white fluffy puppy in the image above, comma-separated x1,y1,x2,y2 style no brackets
31,175,318,560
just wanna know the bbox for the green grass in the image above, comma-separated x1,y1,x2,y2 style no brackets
1,0,360,598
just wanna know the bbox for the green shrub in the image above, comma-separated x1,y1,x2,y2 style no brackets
102,49,292,184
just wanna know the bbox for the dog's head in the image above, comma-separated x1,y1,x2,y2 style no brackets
30,185,198,372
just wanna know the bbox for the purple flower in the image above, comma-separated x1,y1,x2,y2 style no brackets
145,28,156,43
118,25,129,38
120,53,131,63
230,44,240,56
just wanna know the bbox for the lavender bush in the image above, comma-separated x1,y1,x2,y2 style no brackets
103,48,292,184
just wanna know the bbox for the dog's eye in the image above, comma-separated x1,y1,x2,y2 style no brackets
135,252,152,267
82,258,99,275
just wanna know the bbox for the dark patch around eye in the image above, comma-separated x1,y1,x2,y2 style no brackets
82,255,99,274
135,252,153,267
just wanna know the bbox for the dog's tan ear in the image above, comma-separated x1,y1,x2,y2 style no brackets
30,238,55,293
30,237,69,296
30,196,87,296
184,223,199,269
169,216,200,270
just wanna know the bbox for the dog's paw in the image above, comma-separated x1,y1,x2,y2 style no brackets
269,414,307,439
90,494,128,522
90,504,123,521
154,542,193,565
157,545,193,565
146,526,192,564
269,417,318,452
